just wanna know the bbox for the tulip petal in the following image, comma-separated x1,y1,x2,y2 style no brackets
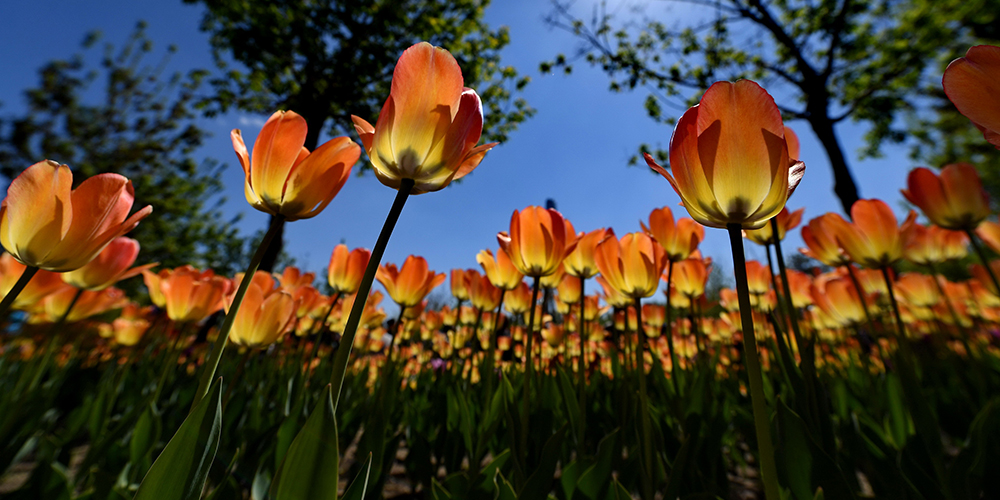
351,115,376,152
251,111,308,206
280,137,360,220
0,161,73,266
943,45,1000,148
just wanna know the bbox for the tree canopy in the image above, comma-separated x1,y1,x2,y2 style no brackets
186,0,535,270
543,0,1000,213
0,24,248,277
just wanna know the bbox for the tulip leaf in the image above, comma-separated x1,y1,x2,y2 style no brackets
341,452,373,500
493,470,518,500
575,428,620,500
559,460,582,500
133,377,223,500
129,403,160,465
556,368,582,445
520,424,567,500
477,448,511,492
776,398,857,500
269,384,340,500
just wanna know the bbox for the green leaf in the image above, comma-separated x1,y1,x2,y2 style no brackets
341,452,373,500
478,449,511,492
885,373,910,449
432,478,453,500
269,384,340,500
612,479,632,500
520,425,567,500
576,429,620,500
493,470,518,500
129,403,160,465
560,460,582,500
776,399,857,500
133,377,223,500
557,368,582,444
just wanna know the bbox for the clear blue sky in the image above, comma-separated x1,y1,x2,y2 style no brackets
0,0,918,301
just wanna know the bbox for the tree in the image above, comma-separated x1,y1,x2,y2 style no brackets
0,24,248,277
542,0,999,213
186,0,535,271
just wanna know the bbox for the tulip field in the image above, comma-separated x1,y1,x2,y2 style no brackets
3,39,1000,500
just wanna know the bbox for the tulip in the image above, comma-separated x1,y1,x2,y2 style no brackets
976,220,1000,254
540,262,566,289
232,111,359,220
37,286,127,323
901,164,989,230
564,228,608,278
811,276,866,327
351,42,498,194
894,273,940,309
903,224,968,265
276,266,316,290
477,248,525,290
327,244,371,294
158,266,233,323
644,80,805,229
942,45,1000,148
112,304,151,346
450,268,475,302
226,275,297,349
800,214,851,267
0,160,152,272
783,269,814,309
641,207,705,262
503,281,532,315
972,261,1000,297
744,260,771,296
61,237,155,291
498,206,577,278
744,207,804,246
594,231,667,300
671,256,711,299
828,199,917,269
469,272,502,312
376,255,446,308
557,273,582,305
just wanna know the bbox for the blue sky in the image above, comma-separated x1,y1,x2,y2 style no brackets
0,0,919,300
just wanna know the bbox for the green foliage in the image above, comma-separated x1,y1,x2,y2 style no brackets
187,0,535,156
0,23,248,276
543,0,1000,211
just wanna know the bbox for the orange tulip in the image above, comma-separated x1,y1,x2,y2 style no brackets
975,220,1000,254
477,248,524,290
226,274,297,348
784,126,801,160
376,255,446,308
672,256,711,299
450,268,475,302
903,223,968,265
971,261,1000,297
540,262,566,289
276,266,316,290
0,254,64,310
351,42,498,194
827,199,917,269
327,244,370,294
61,237,155,291
497,206,577,278
811,276,865,327
232,110,359,220
0,160,152,272
563,228,609,278
942,45,1000,148
644,80,805,229
158,266,233,323
800,213,851,267
783,269,814,309
112,303,151,346
901,164,989,230
504,281,532,315
469,272,502,312
894,273,940,308
37,286,127,323
594,231,667,299
743,207,804,246
745,260,771,295
557,273,582,305
641,207,704,261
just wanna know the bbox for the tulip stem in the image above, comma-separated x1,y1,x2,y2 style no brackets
329,178,414,411
577,275,587,457
727,223,780,500
190,214,285,414
966,228,1000,295
770,220,807,361
0,265,39,321
663,260,679,394
521,275,541,468
634,297,656,499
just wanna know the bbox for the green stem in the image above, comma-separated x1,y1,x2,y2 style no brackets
329,178,413,411
881,267,906,340
967,228,1000,295
190,214,285,413
521,275,541,467
0,265,39,320
634,297,655,499
727,223,780,500
663,260,679,394
576,275,587,457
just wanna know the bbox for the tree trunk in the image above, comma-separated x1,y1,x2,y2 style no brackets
807,116,860,214
257,111,325,273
